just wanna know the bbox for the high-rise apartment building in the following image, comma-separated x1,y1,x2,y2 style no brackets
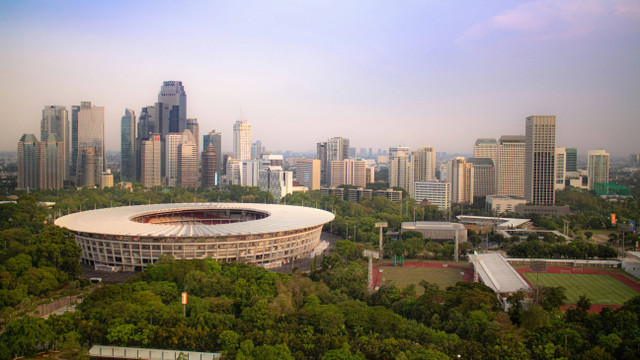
121,109,136,182
203,130,222,185
327,137,349,185
390,152,412,194
447,157,474,204
41,106,69,180
251,140,264,160
412,146,436,183
497,135,526,197
413,181,451,210
389,146,410,158
525,115,556,205
75,101,105,187
330,159,370,188
555,147,567,190
565,147,577,173
141,134,162,189
468,157,495,198
17,134,39,190
296,159,321,190
177,129,198,188
587,149,609,190
233,119,251,161
157,81,187,136
201,143,217,190
38,133,64,190
164,133,182,187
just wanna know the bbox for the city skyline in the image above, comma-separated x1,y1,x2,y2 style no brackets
1,1,639,156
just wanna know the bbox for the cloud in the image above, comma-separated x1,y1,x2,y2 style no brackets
458,0,640,45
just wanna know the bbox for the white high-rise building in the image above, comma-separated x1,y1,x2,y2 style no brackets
141,134,162,189
412,146,436,183
41,106,69,180
164,133,182,187
233,119,252,161
473,138,498,166
497,135,526,198
414,181,451,210
587,149,610,190
390,152,412,195
555,147,567,190
330,159,370,188
447,157,474,204
157,81,187,136
177,129,198,188
525,115,556,205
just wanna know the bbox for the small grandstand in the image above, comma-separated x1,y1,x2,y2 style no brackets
468,252,531,309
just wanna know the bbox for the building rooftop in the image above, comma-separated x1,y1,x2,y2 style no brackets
468,252,531,294
401,221,466,231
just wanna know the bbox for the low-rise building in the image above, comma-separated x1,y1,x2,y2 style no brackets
486,195,526,214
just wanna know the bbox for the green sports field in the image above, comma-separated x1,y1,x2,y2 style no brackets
379,266,466,295
522,272,638,304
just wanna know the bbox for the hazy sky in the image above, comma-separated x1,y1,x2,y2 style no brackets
1,0,639,156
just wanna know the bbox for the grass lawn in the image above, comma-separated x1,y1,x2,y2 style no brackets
522,272,638,304
379,266,466,295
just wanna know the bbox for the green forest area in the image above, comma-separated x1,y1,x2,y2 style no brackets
0,172,639,359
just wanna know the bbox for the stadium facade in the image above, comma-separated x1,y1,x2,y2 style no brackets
55,203,334,271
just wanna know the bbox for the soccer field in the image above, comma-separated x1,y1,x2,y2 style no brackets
522,272,638,304
379,266,466,295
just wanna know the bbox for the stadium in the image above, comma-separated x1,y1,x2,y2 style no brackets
54,203,334,271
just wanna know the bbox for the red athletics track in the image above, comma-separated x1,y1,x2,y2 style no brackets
373,262,474,290
516,266,640,313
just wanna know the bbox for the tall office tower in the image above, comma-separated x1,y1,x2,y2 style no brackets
327,137,350,185
37,133,64,190
186,118,199,154
79,148,96,188
233,118,251,161
525,115,556,204
473,138,498,165
497,135,526,197
389,152,413,194
565,147,577,172
17,134,39,190
201,143,217,190
330,159,369,188
141,134,162,188
587,149,610,190
75,101,105,187
203,130,222,184
316,142,328,186
177,129,198,188
413,181,451,210
251,140,264,160
164,133,182,187
156,81,187,136
70,105,79,177
555,147,567,190
41,106,69,180
296,159,321,190
412,146,437,182
467,158,495,198
137,105,156,140
447,157,474,204
120,109,136,182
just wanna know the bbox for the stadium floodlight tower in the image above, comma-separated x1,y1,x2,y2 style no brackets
375,222,388,259
363,249,380,294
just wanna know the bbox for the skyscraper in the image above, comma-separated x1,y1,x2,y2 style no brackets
186,118,199,155
251,140,264,160
41,106,69,180
75,101,105,187
177,129,198,188
296,159,321,190
203,130,222,185
587,149,609,190
326,137,349,185
141,134,162,189
468,157,495,198
165,133,182,187
38,133,64,190
157,81,187,137
120,109,136,182
17,134,38,190
79,148,96,188
317,142,328,186
233,119,251,161
497,135,526,197
473,138,498,166
565,147,577,172
412,146,436,183
447,157,474,204
201,143,217,190
137,105,156,141
525,115,556,205
330,159,370,188
70,105,79,177
390,152,412,194
555,147,567,190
